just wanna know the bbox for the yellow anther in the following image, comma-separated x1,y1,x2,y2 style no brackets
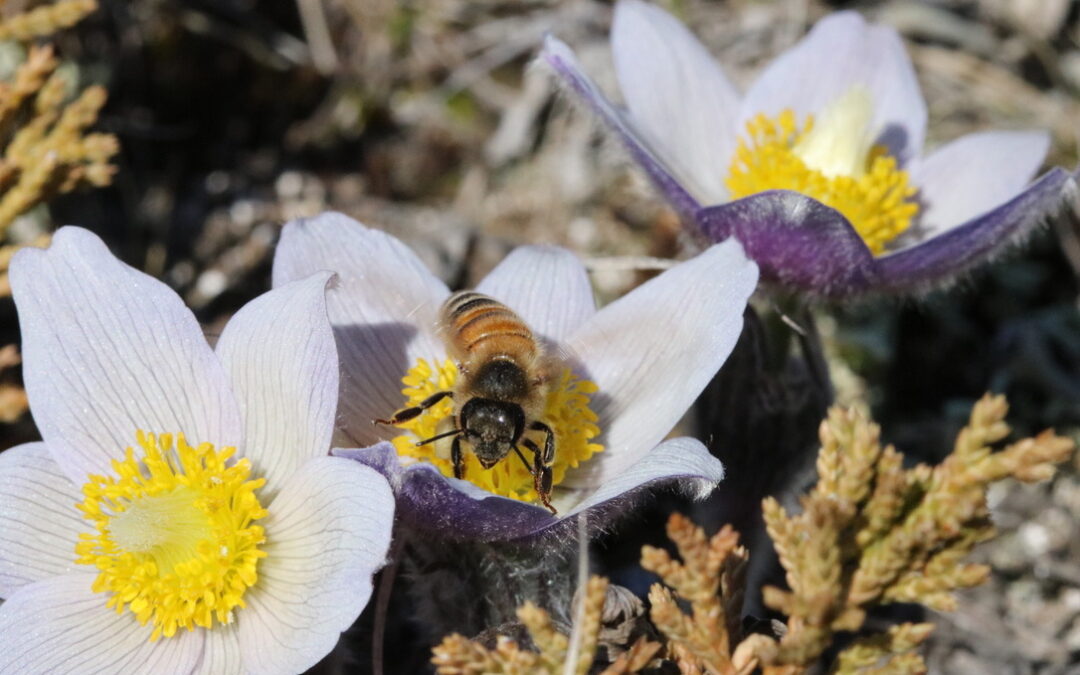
75,431,267,641
725,90,919,255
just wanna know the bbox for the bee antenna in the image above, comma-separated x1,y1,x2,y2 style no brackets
414,428,463,447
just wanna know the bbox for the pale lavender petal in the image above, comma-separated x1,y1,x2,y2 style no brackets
0,443,85,596
612,0,740,204
215,273,337,500
475,245,596,343
272,213,450,448
909,130,1050,237
10,226,242,485
238,457,393,675
0,573,204,674
877,167,1076,294
563,240,757,488
740,11,926,165
540,35,700,216
694,191,876,297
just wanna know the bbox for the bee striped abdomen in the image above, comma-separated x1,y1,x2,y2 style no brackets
442,291,537,362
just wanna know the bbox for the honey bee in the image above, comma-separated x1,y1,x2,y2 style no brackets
376,291,559,513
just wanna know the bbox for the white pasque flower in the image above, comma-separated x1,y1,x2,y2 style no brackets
273,212,759,542
0,227,394,674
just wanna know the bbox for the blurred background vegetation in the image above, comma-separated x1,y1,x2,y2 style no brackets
0,0,1079,672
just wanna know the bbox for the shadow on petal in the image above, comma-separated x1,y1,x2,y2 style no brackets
695,190,876,297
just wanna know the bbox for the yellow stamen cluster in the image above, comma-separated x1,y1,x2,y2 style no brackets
725,109,919,255
391,358,603,503
75,431,268,641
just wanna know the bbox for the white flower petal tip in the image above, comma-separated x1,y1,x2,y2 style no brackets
237,457,394,675
475,245,596,342
10,226,242,484
612,0,741,204
216,271,339,499
273,211,450,449
564,239,757,487
740,10,926,163
336,439,723,543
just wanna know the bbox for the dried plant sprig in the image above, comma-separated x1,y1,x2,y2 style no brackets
432,575,628,674
749,394,1073,670
0,0,98,42
0,344,28,422
642,515,749,673
831,622,934,674
643,395,1072,674
0,2,117,237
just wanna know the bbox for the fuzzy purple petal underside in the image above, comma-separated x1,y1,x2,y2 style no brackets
335,444,553,542
540,35,700,217
695,190,876,297
335,443,718,543
696,168,1077,298
876,167,1076,294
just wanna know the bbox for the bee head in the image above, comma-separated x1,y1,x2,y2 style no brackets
460,398,525,468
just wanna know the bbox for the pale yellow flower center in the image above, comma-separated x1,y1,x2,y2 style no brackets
75,431,268,641
390,358,603,503
725,87,919,255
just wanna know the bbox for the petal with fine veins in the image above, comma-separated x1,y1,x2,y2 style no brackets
0,574,204,674
475,245,596,343
0,442,85,597
565,240,757,487
612,0,741,204
192,623,242,675
215,272,338,500
739,11,925,166
273,213,450,447
909,130,1050,238
237,457,393,675
10,226,242,486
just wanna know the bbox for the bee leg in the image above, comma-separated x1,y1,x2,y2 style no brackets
523,438,556,515
374,391,453,426
529,421,555,465
451,435,465,480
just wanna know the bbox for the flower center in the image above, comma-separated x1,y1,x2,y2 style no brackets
75,431,268,641
390,358,603,503
724,87,919,255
